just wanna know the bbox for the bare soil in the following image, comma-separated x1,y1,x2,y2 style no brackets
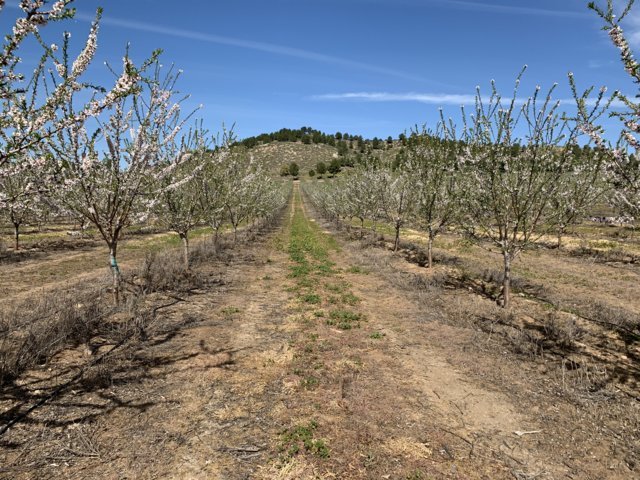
0,186,637,479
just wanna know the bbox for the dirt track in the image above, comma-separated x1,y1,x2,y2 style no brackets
0,185,637,479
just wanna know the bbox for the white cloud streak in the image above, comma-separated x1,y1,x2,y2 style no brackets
349,0,590,18
311,91,624,108
312,92,479,105
432,0,589,18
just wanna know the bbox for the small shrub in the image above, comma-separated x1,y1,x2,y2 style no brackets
132,251,204,293
480,269,545,297
505,326,542,357
543,314,585,350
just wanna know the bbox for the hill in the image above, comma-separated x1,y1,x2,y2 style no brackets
238,127,407,179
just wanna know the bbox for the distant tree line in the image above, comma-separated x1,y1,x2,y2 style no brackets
236,127,396,155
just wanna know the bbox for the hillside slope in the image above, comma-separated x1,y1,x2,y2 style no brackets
249,142,339,177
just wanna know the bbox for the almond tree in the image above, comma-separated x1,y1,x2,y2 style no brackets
380,167,417,252
0,0,73,174
0,162,41,249
50,57,198,301
303,179,345,227
224,148,252,243
243,165,283,228
0,2,136,211
199,150,230,245
572,1,640,226
444,72,595,308
344,164,385,236
405,129,460,267
258,180,289,223
553,145,607,249
223,148,270,243
155,122,210,270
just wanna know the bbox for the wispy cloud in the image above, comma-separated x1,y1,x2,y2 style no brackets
311,91,623,108
312,92,479,105
588,59,614,69
434,0,589,18
73,13,427,83
350,0,590,18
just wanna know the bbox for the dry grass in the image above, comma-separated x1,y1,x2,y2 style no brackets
0,291,109,386
585,301,640,339
0,240,215,388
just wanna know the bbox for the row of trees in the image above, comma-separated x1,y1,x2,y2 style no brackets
0,2,287,301
280,158,347,178
238,127,342,149
154,145,288,270
305,75,613,308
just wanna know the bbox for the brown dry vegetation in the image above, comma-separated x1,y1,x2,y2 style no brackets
0,183,638,479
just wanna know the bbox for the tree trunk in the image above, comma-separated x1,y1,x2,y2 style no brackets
360,218,365,238
394,221,401,252
109,243,121,304
13,222,19,251
233,226,238,244
427,234,434,269
502,251,511,309
180,232,190,271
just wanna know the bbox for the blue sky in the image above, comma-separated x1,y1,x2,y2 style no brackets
2,0,638,140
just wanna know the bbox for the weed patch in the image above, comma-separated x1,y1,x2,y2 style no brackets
221,306,241,316
346,265,369,274
279,420,330,459
300,293,321,304
327,309,363,330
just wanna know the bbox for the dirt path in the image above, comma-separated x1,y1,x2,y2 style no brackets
0,185,634,479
